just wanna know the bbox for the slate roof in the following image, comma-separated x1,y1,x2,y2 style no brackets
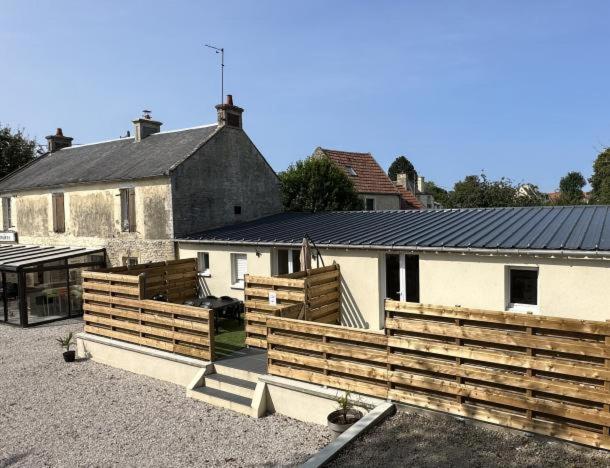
0,124,219,192
178,205,610,254
317,148,399,195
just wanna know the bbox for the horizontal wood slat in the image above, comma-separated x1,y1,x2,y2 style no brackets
265,301,610,450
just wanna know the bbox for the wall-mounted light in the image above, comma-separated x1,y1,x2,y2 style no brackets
255,249,262,258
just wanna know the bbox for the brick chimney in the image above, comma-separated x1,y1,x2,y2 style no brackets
215,94,244,128
45,128,73,153
132,110,162,142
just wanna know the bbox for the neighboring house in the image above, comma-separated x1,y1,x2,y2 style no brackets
0,96,282,266
394,174,436,209
313,147,422,210
176,205,610,330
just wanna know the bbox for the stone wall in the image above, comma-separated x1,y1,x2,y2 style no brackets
171,126,283,237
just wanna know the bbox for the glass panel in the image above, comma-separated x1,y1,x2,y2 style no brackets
277,249,289,275
5,272,20,325
25,262,68,325
510,269,538,305
385,254,400,301
404,255,420,303
291,250,301,273
68,264,102,316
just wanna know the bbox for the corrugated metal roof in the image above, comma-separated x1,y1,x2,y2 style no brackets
0,245,105,271
0,125,219,192
177,205,610,254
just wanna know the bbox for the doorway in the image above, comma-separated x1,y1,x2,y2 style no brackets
385,253,420,302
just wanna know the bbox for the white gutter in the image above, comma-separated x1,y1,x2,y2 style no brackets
173,238,610,259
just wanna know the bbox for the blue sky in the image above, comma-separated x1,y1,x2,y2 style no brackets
2,1,609,192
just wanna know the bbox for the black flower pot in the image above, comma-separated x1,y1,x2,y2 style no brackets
327,409,363,439
63,350,76,363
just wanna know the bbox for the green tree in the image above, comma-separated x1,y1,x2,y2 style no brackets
557,171,586,205
589,148,610,204
279,156,363,212
387,155,417,182
0,124,37,179
444,174,539,208
425,180,450,207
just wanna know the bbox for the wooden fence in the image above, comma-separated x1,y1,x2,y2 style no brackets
244,264,341,348
100,258,198,303
82,268,214,361
266,300,610,450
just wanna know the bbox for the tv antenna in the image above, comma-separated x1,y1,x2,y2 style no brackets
205,44,224,103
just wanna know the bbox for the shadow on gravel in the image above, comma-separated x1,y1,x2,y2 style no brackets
329,409,610,468
0,451,32,468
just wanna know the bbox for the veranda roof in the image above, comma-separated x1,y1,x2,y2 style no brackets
0,244,105,271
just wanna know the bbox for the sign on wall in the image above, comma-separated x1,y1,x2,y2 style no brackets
268,291,277,306
0,232,17,242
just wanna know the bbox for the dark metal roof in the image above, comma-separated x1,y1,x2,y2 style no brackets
177,205,610,254
0,125,219,192
0,245,105,271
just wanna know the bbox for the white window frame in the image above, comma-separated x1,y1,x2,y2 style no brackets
197,252,211,277
274,248,301,275
231,253,247,289
506,266,539,314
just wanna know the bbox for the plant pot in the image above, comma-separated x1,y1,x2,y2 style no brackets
63,350,76,363
327,409,363,439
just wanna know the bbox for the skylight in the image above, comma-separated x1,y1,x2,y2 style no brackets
346,166,357,177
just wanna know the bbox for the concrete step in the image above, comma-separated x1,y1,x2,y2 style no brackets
187,386,254,416
204,373,256,398
213,363,262,383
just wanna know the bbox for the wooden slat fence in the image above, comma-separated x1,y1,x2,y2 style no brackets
245,264,341,348
266,300,610,450
82,268,214,361
99,259,198,303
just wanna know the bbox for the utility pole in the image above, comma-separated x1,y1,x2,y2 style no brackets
205,44,224,103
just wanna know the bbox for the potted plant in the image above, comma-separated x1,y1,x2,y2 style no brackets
327,391,363,439
56,332,76,362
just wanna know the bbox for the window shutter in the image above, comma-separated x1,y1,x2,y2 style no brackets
120,189,129,231
2,198,10,230
235,255,247,281
53,193,65,233
128,188,136,232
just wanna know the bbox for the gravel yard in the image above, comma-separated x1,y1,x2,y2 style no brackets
330,407,610,467
0,320,330,467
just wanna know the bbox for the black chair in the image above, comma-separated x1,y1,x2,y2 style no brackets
220,295,233,301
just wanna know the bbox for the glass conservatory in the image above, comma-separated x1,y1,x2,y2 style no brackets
0,245,106,327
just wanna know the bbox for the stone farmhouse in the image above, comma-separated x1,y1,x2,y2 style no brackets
0,96,282,266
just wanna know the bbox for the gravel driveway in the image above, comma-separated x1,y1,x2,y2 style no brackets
0,320,330,467
330,407,610,467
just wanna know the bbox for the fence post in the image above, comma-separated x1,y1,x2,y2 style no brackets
604,320,610,437
455,318,464,405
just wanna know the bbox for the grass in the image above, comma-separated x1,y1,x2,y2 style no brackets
214,314,246,358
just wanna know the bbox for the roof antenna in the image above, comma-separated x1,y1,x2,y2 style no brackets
205,43,224,104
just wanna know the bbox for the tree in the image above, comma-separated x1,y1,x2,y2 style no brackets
279,156,363,212
589,148,610,204
0,124,37,179
388,155,417,182
442,173,540,208
557,171,586,205
425,180,450,207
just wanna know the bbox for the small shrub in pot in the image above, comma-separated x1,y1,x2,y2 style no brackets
327,391,363,439
56,332,76,362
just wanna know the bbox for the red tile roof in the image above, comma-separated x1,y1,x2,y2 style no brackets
317,148,399,195
395,183,424,209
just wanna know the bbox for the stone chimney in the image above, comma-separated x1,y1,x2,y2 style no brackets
417,176,426,193
45,128,73,153
132,110,162,142
396,173,416,193
215,94,244,128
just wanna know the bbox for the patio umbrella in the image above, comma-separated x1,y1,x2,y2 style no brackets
299,237,312,271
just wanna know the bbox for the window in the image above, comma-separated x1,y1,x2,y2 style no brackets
276,249,301,275
122,256,138,267
2,197,11,230
365,198,375,211
509,268,538,311
197,252,210,276
231,253,247,288
385,254,420,302
52,193,65,233
234,205,242,215
120,188,136,232
346,166,357,177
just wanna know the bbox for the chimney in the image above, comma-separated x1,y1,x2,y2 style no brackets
132,110,162,142
215,94,244,128
417,176,426,193
45,128,73,153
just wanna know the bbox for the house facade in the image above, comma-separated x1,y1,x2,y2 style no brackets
0,96,283,266
175,206,610,330
313,147,422,210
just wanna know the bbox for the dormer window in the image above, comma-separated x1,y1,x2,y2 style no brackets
346,166,357,177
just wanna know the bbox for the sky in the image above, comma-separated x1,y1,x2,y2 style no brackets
1,1,609,192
